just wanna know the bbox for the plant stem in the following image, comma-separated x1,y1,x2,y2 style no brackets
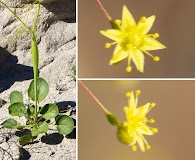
31,1,40,123
0,1,31,31
78,80,108,112
95,0,112,21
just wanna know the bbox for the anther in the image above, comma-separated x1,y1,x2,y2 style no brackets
152,128,158,133
152,33,159,39
153,56,160,62
126,92,131,97
135,90,141,95
146,144,151,150
132,145,137,151
150,102,156,107
105,43,111,48
149,118,155,123
140,17,146,23
126,66,132,72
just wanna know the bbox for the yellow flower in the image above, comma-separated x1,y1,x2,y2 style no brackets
100,5,166,72
117,90,158,152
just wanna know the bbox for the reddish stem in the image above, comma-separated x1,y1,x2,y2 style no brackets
96,0,111,21
78,80,107,112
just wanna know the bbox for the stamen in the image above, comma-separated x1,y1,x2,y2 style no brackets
142,50,155,59
152,128,158,133
153,56,160,62
152,33,159,39
126,56,132,72
146,144,151,150
105,42,118,48
132,145,137,151
135,90,141,95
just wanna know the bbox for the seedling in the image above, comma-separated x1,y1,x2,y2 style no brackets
0,0,74,145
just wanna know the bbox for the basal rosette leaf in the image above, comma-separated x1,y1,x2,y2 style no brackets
1,118,18,129
19,134,32,146
8,102,26,117
56,115,74,135
31,121,49,136
40,103,59,120
9,91,23,104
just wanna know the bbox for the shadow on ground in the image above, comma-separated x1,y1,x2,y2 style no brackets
56,101,76,113
0,47,33,93
43,0,76,23
20,148,31,160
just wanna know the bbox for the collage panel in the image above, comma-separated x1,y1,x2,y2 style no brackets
0,0,76,159
78,80,195,160
79,0,195,78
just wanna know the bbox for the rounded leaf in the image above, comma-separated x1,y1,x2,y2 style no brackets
56,115,74,135
19,134,32,146
8,102,26,117
28,78,49,102
2,118,17,128
10,91,23,104
31,121,48,136
40,104,59,120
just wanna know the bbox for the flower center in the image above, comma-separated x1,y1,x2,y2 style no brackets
121,31,144,50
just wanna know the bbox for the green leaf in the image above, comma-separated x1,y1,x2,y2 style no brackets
27,106,35,118
31,121,48,136
9,91,23,104
28,77,49,102
1,118,17,128
56,115,74,135
19,134,32,146
40,104,59,120
8,102,26,117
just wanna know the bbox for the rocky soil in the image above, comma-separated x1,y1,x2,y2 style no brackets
0,0,76,159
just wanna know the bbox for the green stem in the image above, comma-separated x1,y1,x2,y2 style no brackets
31,32,39,122
31,1,40,123
0,1,31,31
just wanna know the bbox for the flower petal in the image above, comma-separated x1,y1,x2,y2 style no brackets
142,37,166,51
136,123,153,135
100,29,122,42
129,91,135,109
121,5,136,29
131,49,144,72
136,103,150,118
135,133,145,152
109,45,128,64
137,16,155,34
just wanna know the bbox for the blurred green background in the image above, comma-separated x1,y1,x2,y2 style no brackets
78,80,195,160
78,0,195,77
